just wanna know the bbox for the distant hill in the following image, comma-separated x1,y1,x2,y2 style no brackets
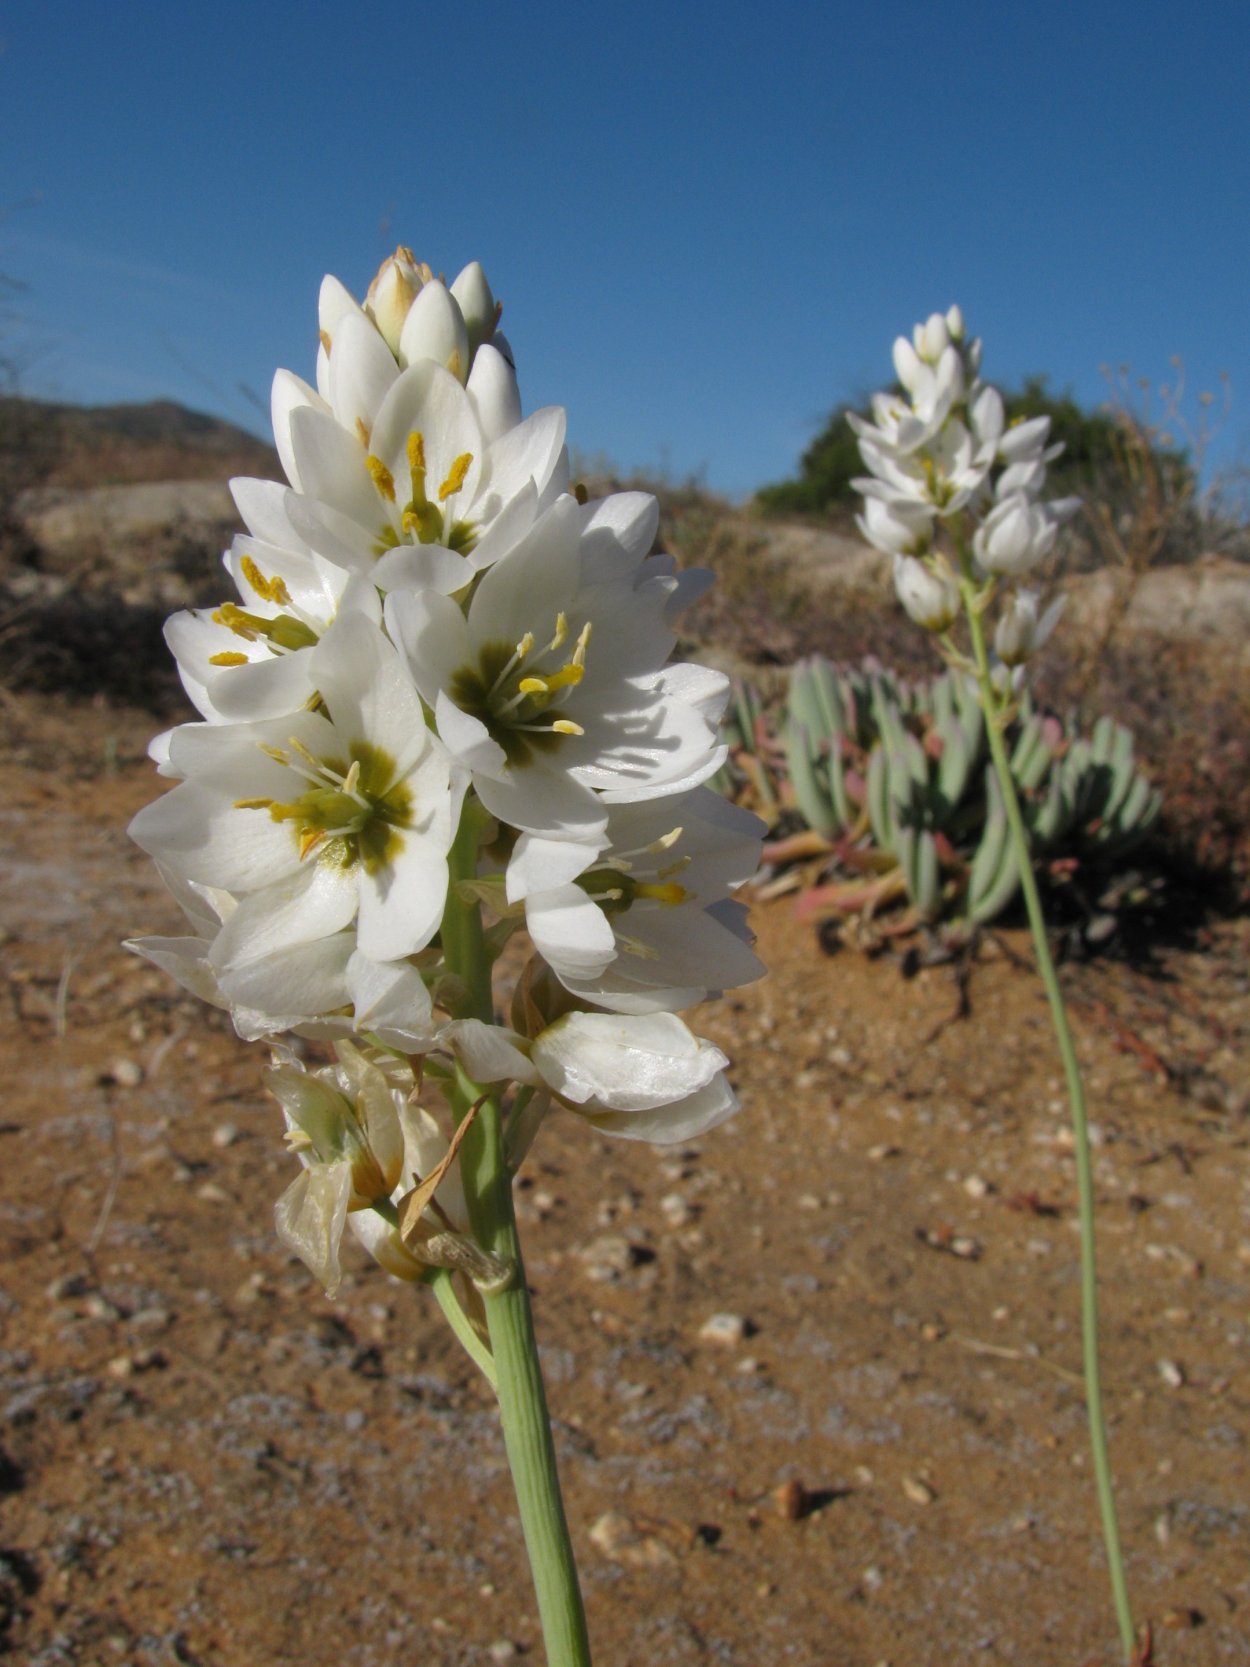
0,395,280,489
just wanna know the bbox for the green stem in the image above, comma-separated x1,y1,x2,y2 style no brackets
957,554,1136,1662
442,806,593,1667
370,1198,498,1387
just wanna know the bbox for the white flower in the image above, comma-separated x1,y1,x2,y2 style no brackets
530,1010,737,1143
856,488,934,556
893,554,960,631
518,787,763,1013
129,614,465,998
993,589,1066,667
385,492,727,847
973,493,1058,576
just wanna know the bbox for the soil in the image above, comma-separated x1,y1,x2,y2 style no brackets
2,693,1248,1667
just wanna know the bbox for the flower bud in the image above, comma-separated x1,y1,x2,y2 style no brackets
857,492,934,557
365,246,434,356
893,554,960,632
918,311,952,362
945,304,965,341
973,493,1057,576
450,261,499,357
994,589,1065,666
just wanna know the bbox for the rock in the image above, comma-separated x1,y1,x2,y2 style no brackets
487,1642,519,1663
574,1235,641,1282
211,1123,241,1148
659,1193,694,1228
587,1510,677,1567
46,1273,91,1302
699,1312,751,1346
106,1058,143,1088
902,1476,936,1505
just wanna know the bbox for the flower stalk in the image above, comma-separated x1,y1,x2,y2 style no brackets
443,813,593,1667
954,539,1136,1662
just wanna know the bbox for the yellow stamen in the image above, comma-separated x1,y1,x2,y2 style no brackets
298,828,326,860
407,431,426,475
240,555,292,606
437,452,473,501
259,744,289,764
209,651,250,667
233,797,274,810
571,621,591,665
342,759,362,796
355,416,371,449
549,613,569,653
551,719,584,736
517,677,549,696
656,855,692,881
515,631,535,660
319,329,331,355
287,736,323,771
211,603,257,640
366,455,397,502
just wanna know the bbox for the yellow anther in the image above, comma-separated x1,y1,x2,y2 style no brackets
571,621,592,666
298,828,326,861
285,1127,313,1153
240,555,292,606
319,329,331,355
549,612,569,652
209,651,250,667
635,881,689,906
551,719,584,736
366,455,397,502
211,603,257,640
342,759,362,796
646,826,684,854
515,631,535,660
437,452,473,501
518,676,549,696
407,431,427,474
545,663,584,692
233,797,274,810
287,736,322,771
258,744,289,764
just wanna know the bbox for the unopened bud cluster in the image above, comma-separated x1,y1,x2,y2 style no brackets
852,307,1077,677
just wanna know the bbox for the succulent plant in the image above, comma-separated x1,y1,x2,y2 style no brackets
721,654,1161,935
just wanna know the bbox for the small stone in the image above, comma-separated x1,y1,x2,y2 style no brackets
129,1308,172,1333
797,1194,821,1211
211,1123,241,1149
84,1293,122,1322
46,1273,91,1302
735,1356,760,1374
901,1476,936,1505
659,1193,693,1228
1157,1358,1185,1389
920,1322,945,1342
867,1143,900,1162
773,1479,808,1521
588,1510,677,1567
1160,1607,1203,1631
575,1235,639,1282
107,1058,144,1088
963,1174,990,1199
699,1312,750,1346
196,1182,232,1204
487,1643,518,1664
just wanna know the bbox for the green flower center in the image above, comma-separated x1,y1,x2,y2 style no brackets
238,739,411,873
449,615,590,769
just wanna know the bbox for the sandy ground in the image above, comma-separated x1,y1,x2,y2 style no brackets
0,694,1246,1667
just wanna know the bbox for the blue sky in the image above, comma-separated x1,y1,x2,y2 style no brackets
4,1,1247,499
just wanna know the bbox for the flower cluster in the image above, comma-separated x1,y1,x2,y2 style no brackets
130,248,763,1295
852,306,1077,675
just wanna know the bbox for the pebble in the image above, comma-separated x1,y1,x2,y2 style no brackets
699,1312,750,1346
211,1123,241,1149
901,1476,936,1506
487,1643,518,1663
46,1273,91,1302
196,1182,232,1204
1157,1358,1186,1389
84,1293,122,1322
574,1235,639,1282
587,1510,677,1567
130,1308,172,1333
963,1174,991,1199
659,1193,693,1228
107,1057,144,1088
